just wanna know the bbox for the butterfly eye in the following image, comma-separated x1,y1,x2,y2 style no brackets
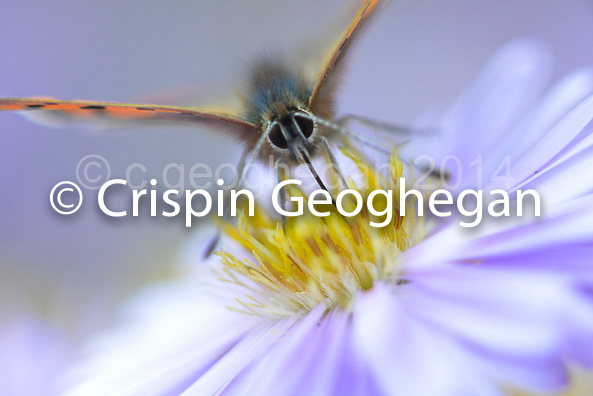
294,113,315,140
268,122,289,149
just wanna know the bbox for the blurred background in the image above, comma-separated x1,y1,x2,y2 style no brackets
1,0,593,394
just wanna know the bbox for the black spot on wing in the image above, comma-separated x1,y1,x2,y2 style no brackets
136,107,155,111
80,105,106,110
27,104,45,108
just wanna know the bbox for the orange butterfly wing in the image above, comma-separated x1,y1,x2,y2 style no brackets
1,1,383,138
0,97,257,136
308,0,383,110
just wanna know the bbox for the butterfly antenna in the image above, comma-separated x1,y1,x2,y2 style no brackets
284,119,336,203
202,130,271,258
274,158,288,232
298,148,336,206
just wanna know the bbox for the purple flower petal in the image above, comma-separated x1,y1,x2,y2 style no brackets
434,39,551,189
352,284,504,396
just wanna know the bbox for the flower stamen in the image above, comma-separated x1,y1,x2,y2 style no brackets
216,148,424,317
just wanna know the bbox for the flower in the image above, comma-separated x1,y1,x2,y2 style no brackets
0,274,75,396
0,316,73,396
217,149,418,318
61,39,593,396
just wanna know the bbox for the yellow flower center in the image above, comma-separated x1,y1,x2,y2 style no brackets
217,149,424,318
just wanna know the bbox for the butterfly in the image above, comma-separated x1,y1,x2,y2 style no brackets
0,0,390,192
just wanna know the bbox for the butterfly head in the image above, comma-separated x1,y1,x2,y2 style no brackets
265,109,318,161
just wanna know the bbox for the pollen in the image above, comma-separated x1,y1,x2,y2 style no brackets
217,148,424,318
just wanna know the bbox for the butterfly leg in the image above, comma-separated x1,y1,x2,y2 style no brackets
336,115,451,182
201,149,251,258
335,114,437,137
311,114,391,155
321,136,347,190
202,130,272,258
